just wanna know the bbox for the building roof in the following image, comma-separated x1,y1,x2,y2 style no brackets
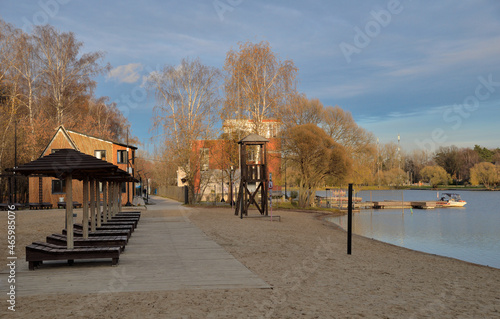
238,134,269,144
11,149,135,182
40,126,137,158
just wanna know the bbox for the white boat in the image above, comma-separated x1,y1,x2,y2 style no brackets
437,193,467,207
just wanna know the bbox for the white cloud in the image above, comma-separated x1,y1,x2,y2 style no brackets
107,63,143,83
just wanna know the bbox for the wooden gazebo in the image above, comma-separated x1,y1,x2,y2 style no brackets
235,134,269,218
10,149,135,249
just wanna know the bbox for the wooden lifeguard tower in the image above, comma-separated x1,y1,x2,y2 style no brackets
235,134,269,218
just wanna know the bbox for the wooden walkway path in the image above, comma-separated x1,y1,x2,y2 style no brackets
15,209,270,296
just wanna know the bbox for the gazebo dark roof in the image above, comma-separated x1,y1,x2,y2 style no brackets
238,134,269,144
10,148,135,182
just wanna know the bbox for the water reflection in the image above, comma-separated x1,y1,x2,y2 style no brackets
327,190,500,269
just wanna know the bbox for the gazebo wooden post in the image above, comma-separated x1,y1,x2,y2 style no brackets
96,180,101,227
108,182,113,217
102,180,108,223
82,176,89,239
90,178,96,232
111,182,115,216
65,174,74,249
119,182,123,213
110,182,115,217
108,181,112,219
114,182,120,215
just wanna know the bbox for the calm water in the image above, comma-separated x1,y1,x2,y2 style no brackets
326,190,500,269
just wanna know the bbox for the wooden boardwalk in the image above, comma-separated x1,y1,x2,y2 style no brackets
15,206,270,296
364,200,438,209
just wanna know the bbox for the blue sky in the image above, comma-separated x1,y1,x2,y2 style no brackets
2,0,500,153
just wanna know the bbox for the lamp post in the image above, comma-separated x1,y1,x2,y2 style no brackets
230,166,234,208
125,153,132,206
14,121,17,204
326,188,330,208
284,153,287,199
125,128,132,206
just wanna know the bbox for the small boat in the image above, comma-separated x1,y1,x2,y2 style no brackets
437,193,467,207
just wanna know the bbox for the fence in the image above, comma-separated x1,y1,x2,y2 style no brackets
157,185,187,203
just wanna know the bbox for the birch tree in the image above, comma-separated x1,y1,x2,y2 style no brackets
223,41,297,135
33,25,109,126
148,58,221,203
10,31,43,159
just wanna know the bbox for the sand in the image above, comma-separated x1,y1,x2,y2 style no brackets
1,200,499,318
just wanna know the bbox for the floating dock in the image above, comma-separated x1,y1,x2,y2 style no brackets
363,200,439,209
319,198,451,210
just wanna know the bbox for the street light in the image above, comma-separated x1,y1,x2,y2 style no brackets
230,166,234,208
284,153,287,199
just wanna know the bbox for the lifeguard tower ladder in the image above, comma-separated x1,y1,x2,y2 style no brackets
235,134,269,218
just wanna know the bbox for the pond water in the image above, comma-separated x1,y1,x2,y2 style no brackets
326,190,500,269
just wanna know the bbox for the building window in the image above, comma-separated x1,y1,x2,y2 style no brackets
52,179,66,194
117,150,127,164
200,148,209,171
272,124,279,137
95,150,106,161
121,182,127,193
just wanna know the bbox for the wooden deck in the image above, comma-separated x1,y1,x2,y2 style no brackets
364,200,439,209
15,209,270,296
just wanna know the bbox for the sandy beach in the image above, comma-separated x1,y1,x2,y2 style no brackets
1,197,499,318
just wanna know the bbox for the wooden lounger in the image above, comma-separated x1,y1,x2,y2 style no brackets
101,217,138,227
26,241,120,270
74,223,134,233
111,215,140,220
118,211,141,216
87,221,135,231
63,228,131,239
46,234,127,251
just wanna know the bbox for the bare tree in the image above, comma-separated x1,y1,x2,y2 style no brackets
9,31,44,159
223,41,297,135
0,21,20,168
33,25,109,126
148,57,221,203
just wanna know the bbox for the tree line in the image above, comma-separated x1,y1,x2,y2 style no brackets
147,41,376,205
0,19,132,201
148,41,500,207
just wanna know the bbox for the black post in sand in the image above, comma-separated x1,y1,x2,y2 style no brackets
347,183,353,255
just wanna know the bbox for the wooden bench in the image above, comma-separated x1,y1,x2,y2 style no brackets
57,201,83,209
112,214,140,220
119,211,141,216
101,217,139,227
86,221,135,231
74,223,134,233
29,202,53,210
63,228,131,240
26,241,120,270
117,213,141,218
46,234,127,251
